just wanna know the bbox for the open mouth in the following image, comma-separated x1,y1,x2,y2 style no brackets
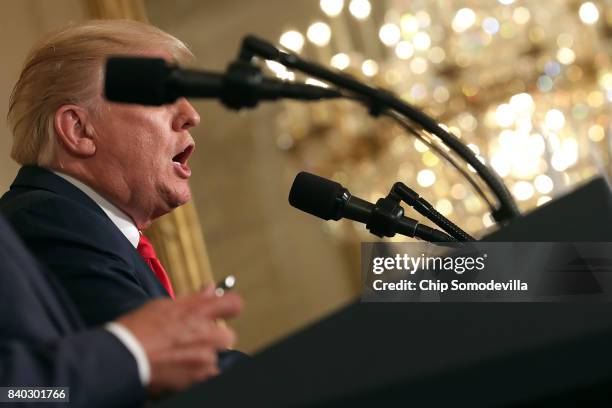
172,144,194,166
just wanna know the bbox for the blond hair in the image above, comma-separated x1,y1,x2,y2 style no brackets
8,19,194,165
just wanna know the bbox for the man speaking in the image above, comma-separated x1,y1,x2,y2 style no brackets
0,20,220,326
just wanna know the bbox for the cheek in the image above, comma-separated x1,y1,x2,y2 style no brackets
94,111,174,177
138,123,173,161
122,128,163,164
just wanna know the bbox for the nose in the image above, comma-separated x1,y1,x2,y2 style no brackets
173,97,201,131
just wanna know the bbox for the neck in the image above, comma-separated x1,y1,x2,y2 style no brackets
48,161,153,229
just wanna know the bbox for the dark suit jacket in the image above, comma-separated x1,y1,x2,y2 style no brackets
0,166,248,370
0,166,170,327
0,215,143,407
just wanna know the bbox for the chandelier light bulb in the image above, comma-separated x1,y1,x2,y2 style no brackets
307,22,332,46
452,8,476,33
379,23,401,46
320,0,344,17
279,30,305,53
330,52,351,70
349,0,371,20
579,2,599,24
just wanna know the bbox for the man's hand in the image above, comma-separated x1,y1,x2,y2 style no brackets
116,289,243,396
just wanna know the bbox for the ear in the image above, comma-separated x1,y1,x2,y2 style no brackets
54,105,96,157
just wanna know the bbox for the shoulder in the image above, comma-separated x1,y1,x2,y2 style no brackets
1,188,120,242
1,188,66,213
0,188,140,281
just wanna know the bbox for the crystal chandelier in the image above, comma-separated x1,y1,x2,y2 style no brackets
270,0,611,240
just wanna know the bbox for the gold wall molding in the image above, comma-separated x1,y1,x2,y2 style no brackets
86,0,148,21
86,0,215,295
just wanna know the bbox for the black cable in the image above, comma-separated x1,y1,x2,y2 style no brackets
414,223,458,244
311,89,496,215
305,91,482,242
382,110,496,213
336,104,490,240
392,182,476,242
239,36,520,224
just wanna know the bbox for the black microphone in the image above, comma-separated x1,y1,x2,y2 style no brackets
289,172,455,242
104,57,342,109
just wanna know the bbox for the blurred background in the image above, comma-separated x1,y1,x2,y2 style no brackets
1,0,611,353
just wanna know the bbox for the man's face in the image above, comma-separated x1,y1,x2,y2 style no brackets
88,92,200,228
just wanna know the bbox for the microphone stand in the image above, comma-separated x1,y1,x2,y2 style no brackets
382,110,496,215
389,183,475,242
366,183,460,244
236,35,520,225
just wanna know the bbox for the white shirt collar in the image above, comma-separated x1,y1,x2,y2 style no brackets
52,170,140,248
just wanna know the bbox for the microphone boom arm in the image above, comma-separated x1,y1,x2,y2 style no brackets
239,35,520,225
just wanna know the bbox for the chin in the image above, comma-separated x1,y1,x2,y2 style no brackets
157,182,191,213
171,198,189,209
170,188,192,208
150,196,189,224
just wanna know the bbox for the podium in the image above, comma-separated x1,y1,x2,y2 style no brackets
157,177,612,407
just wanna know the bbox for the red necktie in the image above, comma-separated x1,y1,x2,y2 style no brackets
137,234,176,299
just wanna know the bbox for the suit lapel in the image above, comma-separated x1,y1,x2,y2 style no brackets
10,166,171,299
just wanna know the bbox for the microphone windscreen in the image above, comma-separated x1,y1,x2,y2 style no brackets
104,57,170,106
289,172,345,220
